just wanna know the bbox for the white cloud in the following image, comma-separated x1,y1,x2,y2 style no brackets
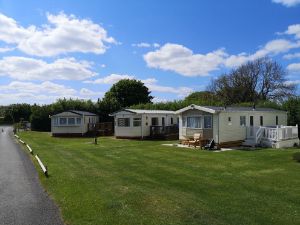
85,74,193,97
0,47,14,52
283,52,300,59
0,81,84,105
152,97,168,103
79,88,104,97
0,56,96,80
256,39,299,55
0,81,104,105
0,12,116,57
287,62,300,73
144,40,296,75
0,92,94,105
272,0,300,7
144,23,300,76
0,13,33,44
0,92,55,105
0,81,76,95
284,80,300,85
284,24,300,39
225,39,300,67
132,42,151,48
144,43,227,76
84,73,134,84
142,78,193,97
132,42,160,48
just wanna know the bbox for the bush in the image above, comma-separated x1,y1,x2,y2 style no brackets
293,152,300,162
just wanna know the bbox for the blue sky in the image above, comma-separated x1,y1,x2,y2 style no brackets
0,0,300,105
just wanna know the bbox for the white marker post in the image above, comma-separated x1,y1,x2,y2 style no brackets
35,154,48,177
26,144,33,154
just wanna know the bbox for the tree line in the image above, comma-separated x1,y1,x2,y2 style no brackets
0,57,299,132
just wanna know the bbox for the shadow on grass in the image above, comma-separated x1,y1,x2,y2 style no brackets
293,152,300,163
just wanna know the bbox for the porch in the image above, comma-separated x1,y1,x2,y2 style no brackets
244,125,299,148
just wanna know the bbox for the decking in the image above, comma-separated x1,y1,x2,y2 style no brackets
244,125,299,148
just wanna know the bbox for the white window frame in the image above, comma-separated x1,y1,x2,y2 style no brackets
68,117,76,125
55,117,81,126
52,117,58,125
118,118,130,127
240,116,246,126
59,117,67,125
133,118,141,127
184,116,202,129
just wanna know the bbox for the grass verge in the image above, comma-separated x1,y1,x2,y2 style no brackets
19,131,300,225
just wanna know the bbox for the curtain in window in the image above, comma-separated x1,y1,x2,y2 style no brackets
187,117,202,128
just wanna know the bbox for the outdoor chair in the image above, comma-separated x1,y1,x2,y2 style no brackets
188,133,202,148
203,139,215,150
180,139,190,145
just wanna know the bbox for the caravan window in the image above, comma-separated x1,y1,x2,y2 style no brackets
133,118,141,127
59,118,67,125
240,116,246,126
52,118,58,125
186,117,202,128
76,118,82,125
68,118,75,125
151,117,159,126
118,118,130,127
260,116,263,126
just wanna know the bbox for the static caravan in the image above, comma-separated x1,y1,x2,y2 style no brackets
110,109,178,139
176,104,299,148
51,110,99,136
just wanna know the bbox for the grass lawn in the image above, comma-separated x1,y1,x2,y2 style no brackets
19,131,300,225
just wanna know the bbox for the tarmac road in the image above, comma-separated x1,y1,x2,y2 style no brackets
0,126,64,225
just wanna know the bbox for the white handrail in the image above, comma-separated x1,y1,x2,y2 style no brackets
255,127,264,144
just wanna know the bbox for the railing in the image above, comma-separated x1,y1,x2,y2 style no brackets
246,126,261,139
150,125,178,137
255,127,265,143
247,125,299,143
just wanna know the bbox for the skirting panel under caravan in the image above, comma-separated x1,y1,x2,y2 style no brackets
52,133,85,137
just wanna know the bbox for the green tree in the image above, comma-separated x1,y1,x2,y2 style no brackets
51,98,96,114
3,104,32,123
184,91,222,106
30,105,52,131
104,79,153,108
282,97,300,138
282,97,300,125
96,97,121,122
